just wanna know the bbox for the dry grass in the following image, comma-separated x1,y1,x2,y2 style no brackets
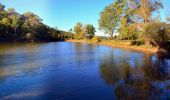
65,39,158,54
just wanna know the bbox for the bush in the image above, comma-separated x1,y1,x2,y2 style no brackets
119,25,141,40
143,22,170,49
131,40,145,46
92,36,101,43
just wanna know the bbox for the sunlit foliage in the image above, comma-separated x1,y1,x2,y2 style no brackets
0,3,71,42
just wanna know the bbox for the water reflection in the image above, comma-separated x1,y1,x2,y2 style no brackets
0,42,169,99
3,90,45,100
99,50,170,99
0,43,52,78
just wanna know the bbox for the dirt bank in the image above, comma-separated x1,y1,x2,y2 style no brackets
66,40,158,54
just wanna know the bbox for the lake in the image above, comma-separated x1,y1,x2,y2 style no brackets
0,42,169,100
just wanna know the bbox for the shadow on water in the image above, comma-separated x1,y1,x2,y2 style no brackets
99,50,170,100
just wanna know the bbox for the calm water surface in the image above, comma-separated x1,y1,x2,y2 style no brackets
0,42,169,100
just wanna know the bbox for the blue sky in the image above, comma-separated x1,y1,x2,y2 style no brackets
1,0,170,35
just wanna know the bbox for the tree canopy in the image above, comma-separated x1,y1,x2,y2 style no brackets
99,3,119,39
99,0,170,53
0,3,71,42
83,24,96,39
74,22,96,39
99,0,164,39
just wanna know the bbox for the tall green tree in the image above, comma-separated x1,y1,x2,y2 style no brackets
0,3,6,20
74,22,82,34
74,22,83,39
22,12,42,39
118,0,140,40
136,0,163,31
99,2,120,39
7,8,22,37
83,24,96,39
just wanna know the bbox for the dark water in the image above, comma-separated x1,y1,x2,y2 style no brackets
0,42,169,100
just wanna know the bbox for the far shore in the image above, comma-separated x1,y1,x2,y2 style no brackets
65,39,158,54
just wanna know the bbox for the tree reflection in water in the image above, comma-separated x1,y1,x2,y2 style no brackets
100,51,170,100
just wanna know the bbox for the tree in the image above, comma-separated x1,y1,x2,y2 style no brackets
74,22,82,34
7,8,16,14
99,2,120,39
0,3,5,11
119,25,140,40
136,0,163,31
144,22,170,51
8,10,22,37
22,12,42,39
83,24,96,39
1,17,11,38
117,0,141,40
99,0,164,41
74,22,83,39
0,4,6,21
0,3,70,42
1,18,11,26
23,12,42,27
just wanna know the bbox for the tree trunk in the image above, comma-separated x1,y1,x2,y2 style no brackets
110,31,114,40
145,40,150,47
110,35,114,40
14,27,17,38
14,28,17,35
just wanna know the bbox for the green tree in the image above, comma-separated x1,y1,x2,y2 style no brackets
99,0,163,41
0,3,70,42
83,24,96,39
74,22,82,34
144,22,170,51
1,17,11,38
99,2,120,39
0,3,5,10
74,22,83,39
8,9,22,37
7,8,15,14
117,0,141,40
136,0,163,31
1,18,11,26
0,3,6,20
23,12,42,28
22,12,42,39
119,25,140,40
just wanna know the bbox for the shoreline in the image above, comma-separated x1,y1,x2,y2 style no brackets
65,40,158,54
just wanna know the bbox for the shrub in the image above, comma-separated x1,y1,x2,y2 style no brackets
119,25,141,40
92,36,101,43
131,40,145,46
143,22,170,49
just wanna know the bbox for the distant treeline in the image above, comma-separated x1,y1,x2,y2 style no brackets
0,3,72,42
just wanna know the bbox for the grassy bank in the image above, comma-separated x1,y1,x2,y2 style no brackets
66,39,158,54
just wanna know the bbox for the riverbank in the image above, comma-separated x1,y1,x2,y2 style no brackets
66,39,158,54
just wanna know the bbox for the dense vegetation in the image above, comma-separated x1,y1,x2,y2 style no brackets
98,0,170,54
0,3,72,42
73,22,96,39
